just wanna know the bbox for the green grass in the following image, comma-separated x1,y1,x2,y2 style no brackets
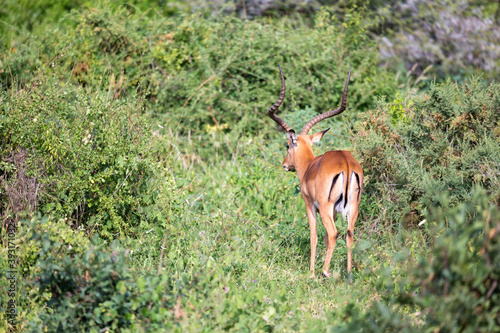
111,131,421,328
1,2,498,332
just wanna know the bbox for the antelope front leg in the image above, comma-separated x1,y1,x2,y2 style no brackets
304,202,318,279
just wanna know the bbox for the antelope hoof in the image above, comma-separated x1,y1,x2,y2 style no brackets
322,270,331,278
309,272,316,279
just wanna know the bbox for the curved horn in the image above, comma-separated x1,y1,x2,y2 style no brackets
267,65,292,132
300,65,351,135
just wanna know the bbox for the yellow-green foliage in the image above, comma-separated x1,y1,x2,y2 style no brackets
339,188,500,332
21,216,90,275
2,6,397,141
0,75,175,238
1,2,499,332
354,77,500,227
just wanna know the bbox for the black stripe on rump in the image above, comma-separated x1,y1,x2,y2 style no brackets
343,156,350,208
344,172,350,208
335,193,343,208
328,173,341,202
354,172,361,202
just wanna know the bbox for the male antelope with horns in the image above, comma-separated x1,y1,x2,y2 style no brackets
267,65,363,281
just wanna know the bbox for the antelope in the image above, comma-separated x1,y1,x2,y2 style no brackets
267,65,363,281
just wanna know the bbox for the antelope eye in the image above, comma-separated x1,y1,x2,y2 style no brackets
286,144,289,150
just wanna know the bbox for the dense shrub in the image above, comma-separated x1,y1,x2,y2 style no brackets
3,0,499,84
4,216,297,332
354,77,500,227
2,2,499,332
181,0,500,81
0,0,186,48
1,6,397,141
338,187,500,332
0,75,174,238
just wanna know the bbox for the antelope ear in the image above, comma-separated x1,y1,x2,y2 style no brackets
287,130,298,147
310,128,330,143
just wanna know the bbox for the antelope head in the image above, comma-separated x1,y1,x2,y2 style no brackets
267,65,351,174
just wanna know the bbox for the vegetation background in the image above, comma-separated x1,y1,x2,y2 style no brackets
0,0,499,332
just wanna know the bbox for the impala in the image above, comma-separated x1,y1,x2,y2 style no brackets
267,65,363,281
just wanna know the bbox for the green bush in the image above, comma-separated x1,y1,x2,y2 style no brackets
0,0,187,48
354,77,500,227
4,2,499,331
14,215,297,332
338,187,500,332
0,74,174,238
1,6,397,143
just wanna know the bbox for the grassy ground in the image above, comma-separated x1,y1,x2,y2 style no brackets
1,3,498,332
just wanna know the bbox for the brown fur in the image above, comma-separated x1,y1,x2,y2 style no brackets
283,132,363,280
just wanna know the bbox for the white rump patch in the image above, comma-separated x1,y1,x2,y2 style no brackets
334,171,359,224
346,171,359,229
333,172,346,220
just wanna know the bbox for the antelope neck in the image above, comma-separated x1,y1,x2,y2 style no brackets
295,144,316,183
